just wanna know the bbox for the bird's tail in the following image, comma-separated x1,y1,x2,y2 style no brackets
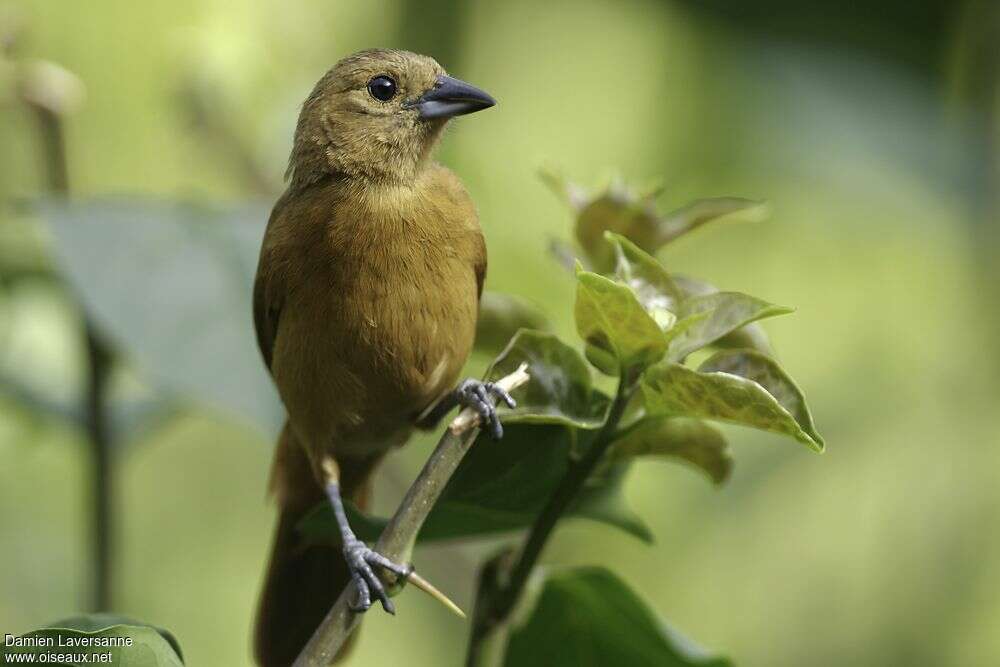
254,424,372,667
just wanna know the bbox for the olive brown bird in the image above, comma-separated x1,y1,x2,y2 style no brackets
252,49,511,666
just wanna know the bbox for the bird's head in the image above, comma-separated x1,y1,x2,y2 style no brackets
286,49,495,187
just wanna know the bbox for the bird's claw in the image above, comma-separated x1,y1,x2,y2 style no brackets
456,379,517,439
343,537,412,615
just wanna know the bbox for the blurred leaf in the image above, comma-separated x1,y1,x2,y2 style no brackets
575,269,666,376
547,170,766,273
698,349,824,450
641,361,823,452
474,292,551,356
0,370,80,424
2,615,184,665
49,614,184,662
574,463,654,543
539,167,588,210
575,189,663,273
672,275,775,356
300,425,644,545
504,567,733,667
548,237,583,272
657,198,769,247
0,370,177,446
485,329,608,429
38,198,283,435
666,292,792,362
611,417,732,485
606,231,683,313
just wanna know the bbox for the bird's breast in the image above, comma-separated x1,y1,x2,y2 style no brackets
296,203,479,412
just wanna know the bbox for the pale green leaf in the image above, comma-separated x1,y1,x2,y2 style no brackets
575,269,667,377
698,349,824,450
641,361,823,451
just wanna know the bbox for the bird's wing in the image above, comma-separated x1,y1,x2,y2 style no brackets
253,266,280,372
473,228,487,301
253,196,293,372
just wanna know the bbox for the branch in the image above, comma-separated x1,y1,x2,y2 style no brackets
293,363,531,667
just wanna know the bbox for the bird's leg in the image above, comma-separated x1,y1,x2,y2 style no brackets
321,457,411,614
416,379,516,438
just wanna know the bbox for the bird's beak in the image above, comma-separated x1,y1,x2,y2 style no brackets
407,75,496,120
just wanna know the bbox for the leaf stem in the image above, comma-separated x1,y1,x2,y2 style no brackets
468,373,635,662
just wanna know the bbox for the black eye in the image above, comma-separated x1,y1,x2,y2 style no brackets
367,75,397,102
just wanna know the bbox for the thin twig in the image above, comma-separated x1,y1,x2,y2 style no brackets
293,364,530,667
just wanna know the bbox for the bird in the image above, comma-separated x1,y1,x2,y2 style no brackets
252,49,512,667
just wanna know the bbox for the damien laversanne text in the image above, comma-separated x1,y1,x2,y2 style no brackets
5,635,133,648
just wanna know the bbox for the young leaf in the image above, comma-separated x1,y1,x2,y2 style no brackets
575,191,663,273
672,275,776,356
657,198,769,247
606,231,683,313
484,329,609,429
698,349,824,450
2,616,185,666
575,269,667,376
666,292,793,362
503,567,733,667
641,361,823,452
474,292,551,356
611,417,733,485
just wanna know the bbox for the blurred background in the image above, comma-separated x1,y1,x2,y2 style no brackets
1,0,998,665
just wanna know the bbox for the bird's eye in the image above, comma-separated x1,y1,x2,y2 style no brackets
367,75,397,102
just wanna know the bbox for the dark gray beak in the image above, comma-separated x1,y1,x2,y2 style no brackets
407,75,496,120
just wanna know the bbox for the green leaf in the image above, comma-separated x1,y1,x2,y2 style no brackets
666,292,792,362
574,463,654,543
504,567,733,667
698,349,824,451
672,275,775,356
611,417,732,485
574,189,663,273
641,361,823,451
606,231,683,314
561,174,765,273
484,329,609,429
657,198,769,246
474,292,551,356
575,269,667,376
2,615,185,666
300,425,646,546
38,198,283,435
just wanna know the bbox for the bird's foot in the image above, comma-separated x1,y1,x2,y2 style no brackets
455,379,517,439
343,537,412,614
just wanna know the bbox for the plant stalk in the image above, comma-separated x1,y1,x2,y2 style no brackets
466,374,635,664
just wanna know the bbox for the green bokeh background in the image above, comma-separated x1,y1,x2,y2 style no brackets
2,0,998,665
